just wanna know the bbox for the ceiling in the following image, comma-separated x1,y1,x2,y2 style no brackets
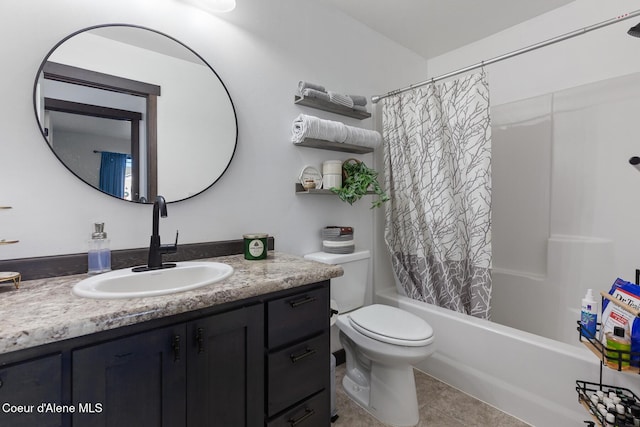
320,0,575,60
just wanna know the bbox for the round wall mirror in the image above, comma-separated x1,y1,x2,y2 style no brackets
33,24,238,203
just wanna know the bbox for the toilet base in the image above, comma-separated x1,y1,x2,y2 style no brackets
342,374,370,409
342,362,419,427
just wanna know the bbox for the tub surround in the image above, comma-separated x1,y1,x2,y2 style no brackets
0,251,342,355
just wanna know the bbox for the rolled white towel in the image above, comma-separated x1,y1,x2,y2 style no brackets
344,125,382,148
328,91,354,108
298,81,326,93
291,114,348,143
302,88,331,102
349,94,368,106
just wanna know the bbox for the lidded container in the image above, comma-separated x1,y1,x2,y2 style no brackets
243,233,268,260
88,222,111,275
321,226,354,254
322,160,343,190
322,160,343,175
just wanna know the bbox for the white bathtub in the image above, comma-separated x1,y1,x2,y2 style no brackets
375,287,639,426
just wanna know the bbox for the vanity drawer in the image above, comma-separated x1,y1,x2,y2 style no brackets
267,286,329,349
267,390,329,427
267,331,329,416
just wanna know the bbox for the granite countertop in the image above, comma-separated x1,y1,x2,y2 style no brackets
0,252,343,355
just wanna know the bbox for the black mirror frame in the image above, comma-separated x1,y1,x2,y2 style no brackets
32,23,239,204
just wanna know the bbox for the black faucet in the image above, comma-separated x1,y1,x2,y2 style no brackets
133,195,178,272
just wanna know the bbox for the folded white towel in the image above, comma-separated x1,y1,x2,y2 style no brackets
302,88,331,102
349,94,368,106
291,114,382,148
328,91,354,108
344,125,382,148
291,114,348,143
298,81,326,93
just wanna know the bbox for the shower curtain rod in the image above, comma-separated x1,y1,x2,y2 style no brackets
371,9,640,104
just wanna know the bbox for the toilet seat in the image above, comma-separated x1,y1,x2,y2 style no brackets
347,304,434,347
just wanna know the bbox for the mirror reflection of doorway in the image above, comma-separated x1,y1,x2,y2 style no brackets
44,99,143,200
40,61,160,202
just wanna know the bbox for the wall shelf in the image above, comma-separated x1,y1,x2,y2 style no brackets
294,95,371,120
295,183,376,195
293,138,374,154
295,183,335,194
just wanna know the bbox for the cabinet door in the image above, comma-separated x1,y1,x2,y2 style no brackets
187,304,264,427
72,324,186,427
0,354,63,427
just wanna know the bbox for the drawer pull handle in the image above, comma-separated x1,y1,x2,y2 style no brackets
290,347,316,363
289,296,316,308
172,335,181,362
288,408,315,426
196,328,205,353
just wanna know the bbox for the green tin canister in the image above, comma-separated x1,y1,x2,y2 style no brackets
243,233,268,260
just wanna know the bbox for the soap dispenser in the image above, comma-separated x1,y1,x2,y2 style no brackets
88,223,111,275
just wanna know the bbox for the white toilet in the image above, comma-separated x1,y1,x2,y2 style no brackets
305,250,435,427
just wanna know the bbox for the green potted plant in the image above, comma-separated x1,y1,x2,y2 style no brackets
330,159,389,208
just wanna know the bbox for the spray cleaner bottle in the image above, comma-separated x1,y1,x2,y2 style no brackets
581,289,598,339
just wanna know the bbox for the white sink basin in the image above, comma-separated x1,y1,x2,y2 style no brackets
72,261,234,299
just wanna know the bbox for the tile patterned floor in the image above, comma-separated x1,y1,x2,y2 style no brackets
332,364,531,427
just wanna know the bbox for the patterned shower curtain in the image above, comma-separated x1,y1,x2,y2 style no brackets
382,72,492,319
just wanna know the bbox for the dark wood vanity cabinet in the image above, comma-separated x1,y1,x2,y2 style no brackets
266,286,331,427
0,281,330,427
72,324,187,427
71,304,264,427
186,305,264,427
0,353,64,427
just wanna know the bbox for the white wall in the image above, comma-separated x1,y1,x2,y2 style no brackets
0,0,428,260
427,0,640,106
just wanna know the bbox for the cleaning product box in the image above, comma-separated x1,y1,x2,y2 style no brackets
600,278,640,367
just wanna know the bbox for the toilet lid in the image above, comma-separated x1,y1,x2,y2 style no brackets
348,304,434,347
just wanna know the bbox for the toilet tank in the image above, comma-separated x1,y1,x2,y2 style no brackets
304,250,370,313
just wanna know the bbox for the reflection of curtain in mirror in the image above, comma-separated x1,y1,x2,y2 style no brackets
99,152,128,198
